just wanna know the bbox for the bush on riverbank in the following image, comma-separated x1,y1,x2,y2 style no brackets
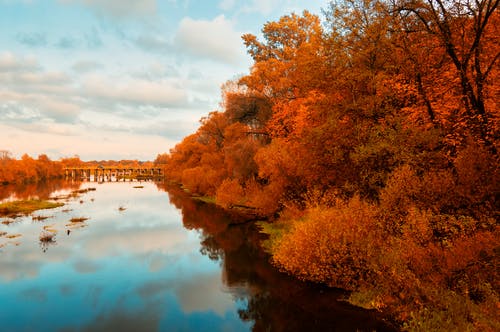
264,196,498,330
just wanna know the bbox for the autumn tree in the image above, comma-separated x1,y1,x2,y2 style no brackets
392,0,500,149
163,4,499,328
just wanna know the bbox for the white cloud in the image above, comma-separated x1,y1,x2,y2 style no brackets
175,15,246,65
0,123,176,160
59,0,158,18
0,53,80,123
0,52,39,72
82,75,187,107
240,0,320,16
131,62,180,81
135,34,171,52
72,60,103,73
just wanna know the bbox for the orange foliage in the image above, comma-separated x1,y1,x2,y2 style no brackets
160,3,499,329
0,153,63,185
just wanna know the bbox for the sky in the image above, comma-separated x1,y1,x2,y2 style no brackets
0,0,325,161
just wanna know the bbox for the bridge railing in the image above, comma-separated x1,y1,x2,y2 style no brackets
63,166,164,181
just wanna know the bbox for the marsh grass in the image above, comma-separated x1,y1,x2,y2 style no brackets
42,225,57,232
69,217,88,223
0,200,64,217
6,234,21,239
39,231,55,243
71,188,96,195
32,215,52,221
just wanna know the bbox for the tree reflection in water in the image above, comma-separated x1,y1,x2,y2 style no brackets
158,182,396,332
0,179,82,202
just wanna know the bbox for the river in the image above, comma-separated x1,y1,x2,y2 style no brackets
0,180,395,331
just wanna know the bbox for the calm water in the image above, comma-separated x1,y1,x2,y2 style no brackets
0,180,394,332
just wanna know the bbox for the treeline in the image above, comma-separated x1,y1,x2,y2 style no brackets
0,152,64,185
0,151,156,185
161,0,499,330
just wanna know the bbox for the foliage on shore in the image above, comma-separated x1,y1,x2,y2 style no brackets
0,151,159,186
0,153,64,185
160,0,499,329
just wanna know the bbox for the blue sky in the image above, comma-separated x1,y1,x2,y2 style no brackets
0,0,325,161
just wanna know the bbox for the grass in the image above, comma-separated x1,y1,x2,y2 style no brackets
0,231,7,237
133,186,144,189
69,217,88,223
256,220,289,253
0,199,64,217
32,215,52,221
118,206,126,211
43,225,57,232
72,188,96,194
39,231,55,243
6,234,21,239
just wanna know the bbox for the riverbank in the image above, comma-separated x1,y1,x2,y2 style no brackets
170,179,499,331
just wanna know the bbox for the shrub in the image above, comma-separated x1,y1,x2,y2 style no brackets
271,196,382,290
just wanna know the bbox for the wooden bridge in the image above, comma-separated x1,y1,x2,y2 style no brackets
64,166,164,182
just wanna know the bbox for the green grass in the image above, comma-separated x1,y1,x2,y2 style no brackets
255,220,289,253
0,199,64,217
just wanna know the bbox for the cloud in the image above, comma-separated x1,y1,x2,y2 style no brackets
84,27,103,48
0,123,177,160
135,34,170,53
131,62,180,81
0,101,41,122
174,15,246,65
16,32,47,47
0,52,39,72
82,75,188,107
0,53,81,122
55,36,79,49
59,0,158,19
72,60,102,73
237,0,315,16
0,92,80,123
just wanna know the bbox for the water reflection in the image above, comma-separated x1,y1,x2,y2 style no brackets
0,179,82,202
0,181,248,331
0,180,394,332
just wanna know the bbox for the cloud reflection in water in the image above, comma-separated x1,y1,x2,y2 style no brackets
0,182,249,332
